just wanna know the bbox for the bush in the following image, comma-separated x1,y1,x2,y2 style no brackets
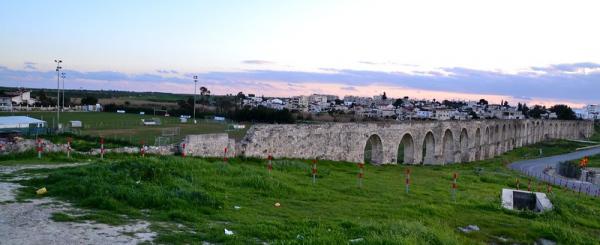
558,161,581,179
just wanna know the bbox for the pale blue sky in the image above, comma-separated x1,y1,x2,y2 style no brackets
1,0,600,106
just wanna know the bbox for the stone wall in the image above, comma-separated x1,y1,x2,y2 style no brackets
180,133,235,158
238,120,594,165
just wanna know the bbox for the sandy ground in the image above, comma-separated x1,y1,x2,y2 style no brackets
0,163,156,245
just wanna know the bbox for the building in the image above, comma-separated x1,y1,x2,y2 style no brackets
0,116,47,135
0,97,12,111
1,90,36,105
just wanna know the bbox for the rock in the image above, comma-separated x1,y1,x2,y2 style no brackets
535,238,556,245
224,228,234,236
349,238,364,243
458,225,480,233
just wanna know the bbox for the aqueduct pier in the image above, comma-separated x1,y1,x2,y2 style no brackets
238,120,594,165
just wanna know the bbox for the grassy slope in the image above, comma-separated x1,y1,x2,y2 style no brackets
13,138,600,244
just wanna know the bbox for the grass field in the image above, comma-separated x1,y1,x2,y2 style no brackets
0,111,249,144
5,134,598,244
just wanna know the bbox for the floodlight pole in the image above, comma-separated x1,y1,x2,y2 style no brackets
54,59,63,129
61,72,66,111
193,75,198,124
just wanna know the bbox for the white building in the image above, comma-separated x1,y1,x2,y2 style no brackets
2,90,36,105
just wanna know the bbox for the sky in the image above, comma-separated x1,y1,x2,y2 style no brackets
1,0,599,107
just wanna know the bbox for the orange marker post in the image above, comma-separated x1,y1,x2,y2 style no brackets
405,168,411,194
66,137,72,158
311,159,317,184
516,178,520,190
36,138,42,159
100,137,105,159
452,172,458,202
140,140,145,157
528,179,531,191
181,143,186,158
357,163,364,188
267,155,273,174
223,147,228,164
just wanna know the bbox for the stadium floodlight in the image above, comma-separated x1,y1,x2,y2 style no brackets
61,72,66,111
193,75,198,124
54,59,63,129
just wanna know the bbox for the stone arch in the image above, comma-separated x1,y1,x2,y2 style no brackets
474,128,482,161
442,129,455,164
494,125,500,156
459,128,469,162
422,131,436,164
397,133,415,164
364,134,383,165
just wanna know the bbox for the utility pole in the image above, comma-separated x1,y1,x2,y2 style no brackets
54,59,62,130
61,72,66,111
193,75,198,124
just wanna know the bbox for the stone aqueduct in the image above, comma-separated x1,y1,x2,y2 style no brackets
238,120,594,165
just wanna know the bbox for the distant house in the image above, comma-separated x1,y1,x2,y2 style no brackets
1,90,36,105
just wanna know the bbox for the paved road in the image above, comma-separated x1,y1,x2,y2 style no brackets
509,146,600,197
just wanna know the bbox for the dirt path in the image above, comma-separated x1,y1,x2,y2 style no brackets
0,163,156,245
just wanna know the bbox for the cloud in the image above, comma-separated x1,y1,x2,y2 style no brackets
23,62,37,70
242,60,273,65
1,62,599,106
156,69,178,74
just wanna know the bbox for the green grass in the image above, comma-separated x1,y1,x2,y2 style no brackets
12,138,600,244
0,111,249,144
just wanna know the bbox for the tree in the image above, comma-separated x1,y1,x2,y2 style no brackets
521,103,530,116
503,101,509,107
81,95,98,105
528,105,546,119
382,92,387,100
549,104,576,120
478,99,488,105
393,98,403,107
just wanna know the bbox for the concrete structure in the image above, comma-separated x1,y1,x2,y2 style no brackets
238,120,593,165
501,188,553,213
180,133,235,158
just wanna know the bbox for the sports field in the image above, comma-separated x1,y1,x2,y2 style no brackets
0,111,249,145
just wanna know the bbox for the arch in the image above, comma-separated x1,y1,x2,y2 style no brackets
494,125,500,156
459,128,469,162
442,129,455,164
397,133,415,164
364,134,383,165
483,127,490,159
474,128,482,160
422,131,436,164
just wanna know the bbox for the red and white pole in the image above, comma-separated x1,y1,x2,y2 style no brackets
37,138,42,159
405,168,411,194
100,137,105,159
452,172,458,202
66,137,72,158
311,159,317,184
140,140,145,157
223,147,228,163
181,143,186,158
357,163,364,188
267,155,273,174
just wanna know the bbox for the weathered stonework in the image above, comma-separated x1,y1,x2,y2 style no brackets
237,120,593,165
179,133,235,158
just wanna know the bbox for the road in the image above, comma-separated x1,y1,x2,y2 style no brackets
508,146,600,197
